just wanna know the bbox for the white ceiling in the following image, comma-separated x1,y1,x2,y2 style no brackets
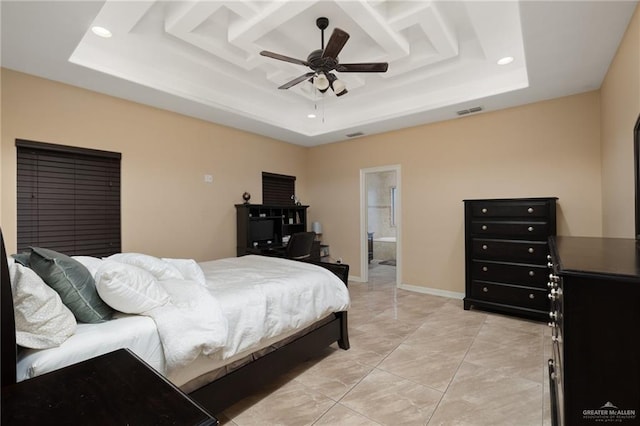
1,1,637,146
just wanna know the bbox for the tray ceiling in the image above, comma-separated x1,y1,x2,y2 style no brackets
1,1,637,146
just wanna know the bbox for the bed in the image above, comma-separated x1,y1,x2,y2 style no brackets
0,229,350,415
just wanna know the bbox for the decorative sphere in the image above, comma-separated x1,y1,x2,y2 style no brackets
242,192,251,204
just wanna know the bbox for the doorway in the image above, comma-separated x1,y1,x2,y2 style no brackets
360,165,401,285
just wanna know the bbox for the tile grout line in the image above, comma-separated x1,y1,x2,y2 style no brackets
425,312,489,425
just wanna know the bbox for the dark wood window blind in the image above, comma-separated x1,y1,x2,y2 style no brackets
262,172,295,205
16,139,121,257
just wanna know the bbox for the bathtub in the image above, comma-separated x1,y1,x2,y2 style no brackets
372,236,396,261
374,236,396,243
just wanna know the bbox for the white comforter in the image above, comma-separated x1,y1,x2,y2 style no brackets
149,278,228,373
200,255,350,359
17,255,350,382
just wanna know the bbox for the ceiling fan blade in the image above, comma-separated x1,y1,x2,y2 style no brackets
278,72,315,89
260,50,308,67
336,62,389,72
322,28,350,59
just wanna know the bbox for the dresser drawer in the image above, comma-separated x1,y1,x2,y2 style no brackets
472,238,548,262
471,260,549,289
471,221,549,238
471,201,549,218
471,281,549,311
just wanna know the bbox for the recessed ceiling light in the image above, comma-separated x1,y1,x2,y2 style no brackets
497,56,514,65
307,113,316,119
91,26,112,38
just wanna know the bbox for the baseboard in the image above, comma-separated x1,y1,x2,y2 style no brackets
398,283,464,300
349,277,464,299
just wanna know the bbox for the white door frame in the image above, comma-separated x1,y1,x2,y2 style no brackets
360,165,401,285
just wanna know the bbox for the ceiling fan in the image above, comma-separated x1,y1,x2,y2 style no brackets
260,17,389,97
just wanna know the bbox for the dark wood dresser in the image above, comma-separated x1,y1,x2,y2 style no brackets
463,197,557,320
548,236,640,426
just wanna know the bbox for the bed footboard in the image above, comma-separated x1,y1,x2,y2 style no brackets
308,260,349,350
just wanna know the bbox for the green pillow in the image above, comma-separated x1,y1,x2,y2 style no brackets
29,247,113,323
11,252,31,267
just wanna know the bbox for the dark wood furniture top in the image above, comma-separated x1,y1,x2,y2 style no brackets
1,348,218,425
551,236,640,279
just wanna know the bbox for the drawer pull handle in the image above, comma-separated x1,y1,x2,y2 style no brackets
481,208,487,214
528,247,535,253
482,245,488,250
527,207,534,213
482,266,488,272
529,293,535,299
482,287,489,293
528,226,534,232
481,225,487,231
529,270,535,276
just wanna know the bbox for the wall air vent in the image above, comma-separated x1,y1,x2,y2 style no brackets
456,106,483,116
346,132,365,138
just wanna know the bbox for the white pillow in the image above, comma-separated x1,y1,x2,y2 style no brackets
107,253,183,281
162,258,206,286
9,262,77,349
95,261,170,314
72,255,104,278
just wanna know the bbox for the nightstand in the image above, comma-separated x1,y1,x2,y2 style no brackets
1,348,218,425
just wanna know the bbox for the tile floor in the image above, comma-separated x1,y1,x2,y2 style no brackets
218,261,552,425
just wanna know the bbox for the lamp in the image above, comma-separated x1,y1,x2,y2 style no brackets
311,221,323,241
313,73,330,91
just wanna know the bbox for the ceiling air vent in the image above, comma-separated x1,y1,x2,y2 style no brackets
346,132,365,138
456,106,483,116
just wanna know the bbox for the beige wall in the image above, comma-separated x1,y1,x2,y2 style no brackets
308,92,603,292
1,69,308,260
601,4,640,237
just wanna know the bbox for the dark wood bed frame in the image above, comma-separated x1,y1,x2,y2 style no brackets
0,229,350,415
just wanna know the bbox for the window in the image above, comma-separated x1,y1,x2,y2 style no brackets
16,139,121,257
262,172,296,205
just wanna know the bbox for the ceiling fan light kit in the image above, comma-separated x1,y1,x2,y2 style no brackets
331,77,347,96
313,73,330,91
260,17,388,97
